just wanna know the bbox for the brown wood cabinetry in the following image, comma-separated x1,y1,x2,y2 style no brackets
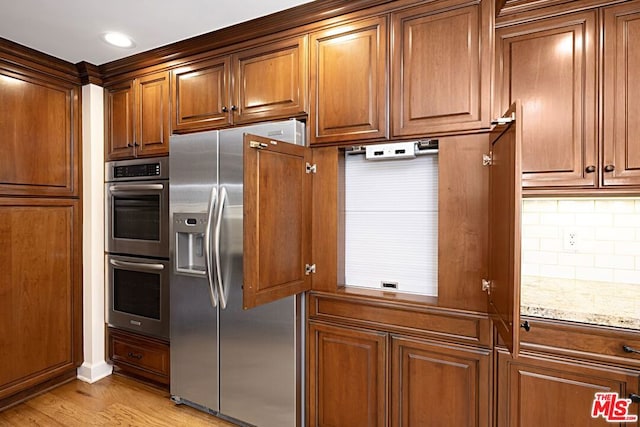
496,349,640,426
0,68,80,197
391,0,492,137
496,10,598,188
308,294,493,427
602,0,640,187
105,70,170,160
172,35,308,133
0,198,82,408
391,337,491,427
107,327,170,386
309,16,388,144
308,321,387,427
497,1,640,190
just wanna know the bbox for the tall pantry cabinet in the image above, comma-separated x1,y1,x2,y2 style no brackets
0,40,82,409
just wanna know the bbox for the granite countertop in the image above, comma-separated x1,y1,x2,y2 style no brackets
521,276,640,330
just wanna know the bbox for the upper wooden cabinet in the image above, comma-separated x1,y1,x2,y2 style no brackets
496,11,597,189
602,0,640,187
172,35,308,133
309,16,388,144
0,70,80,197
391,0,492,137
309,0,492,145
497,2,640,190
105,70,170,161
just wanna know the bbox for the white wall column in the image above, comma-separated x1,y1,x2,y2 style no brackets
77,83,112,383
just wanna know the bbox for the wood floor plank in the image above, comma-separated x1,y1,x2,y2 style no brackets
0,375,236,426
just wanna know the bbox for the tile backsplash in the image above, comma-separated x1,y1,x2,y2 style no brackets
521,198,640,330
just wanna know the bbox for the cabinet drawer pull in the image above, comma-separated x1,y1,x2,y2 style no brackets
630,394,640,404
604,164,615,172
127,351,143,360
520,321,531,332
622,345,640,355
585,165,596,173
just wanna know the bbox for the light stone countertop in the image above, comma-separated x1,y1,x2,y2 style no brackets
521,276,640,330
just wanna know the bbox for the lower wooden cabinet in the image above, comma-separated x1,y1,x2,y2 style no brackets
496,349,640,427
308,322,387,427
107,327,170,386
0,198,82,409
307,320,492,427
391,337,491,427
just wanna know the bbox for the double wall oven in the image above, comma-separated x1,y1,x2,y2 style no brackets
105,157,170,339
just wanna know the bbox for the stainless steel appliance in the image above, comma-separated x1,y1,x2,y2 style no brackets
105,156,171,339
106,254,170,339
169,120,305,427
105,157,169,259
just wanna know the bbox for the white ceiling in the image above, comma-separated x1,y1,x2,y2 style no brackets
0,0,314,65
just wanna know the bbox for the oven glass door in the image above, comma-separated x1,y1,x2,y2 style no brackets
107,255,170,339
106,181,169,258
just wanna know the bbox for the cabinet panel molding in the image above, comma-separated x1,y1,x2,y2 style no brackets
0,70,79,197
495,11,597,188
308,321,387,427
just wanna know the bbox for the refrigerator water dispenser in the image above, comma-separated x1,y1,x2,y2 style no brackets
174,212,208,275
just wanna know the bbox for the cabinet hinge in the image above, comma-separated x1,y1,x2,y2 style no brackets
305,264,316,275
482,278,492,292
491,112,515,125
306,163,317,174
249,140,268,149
483,153,493,166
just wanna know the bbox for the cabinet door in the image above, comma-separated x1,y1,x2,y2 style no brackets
495,11,597,188
309,16,387,144
0,70,79,197
243,134,312,309
105,80,135,160
487,102,522,357
496,350,640,427
391,1,490,136
136,71,170,158
233,35,308,124
308,322,387,427
0,198,81,399
391,336,491,427
172,57,231,132
602,1,640,187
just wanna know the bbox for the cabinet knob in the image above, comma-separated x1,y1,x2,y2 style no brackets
630,394,640,404
231,105,238,111
221,106,228,113
585,165,596,173
520,321,531,332
134,143,139,147
604,164,615,172
127,143,133,148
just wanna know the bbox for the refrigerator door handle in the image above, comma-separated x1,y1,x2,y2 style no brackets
214,186,228,309
204,186,219,308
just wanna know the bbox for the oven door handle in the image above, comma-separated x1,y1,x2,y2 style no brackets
204,186,219,308
214,186,228,309
109,184,165,192
109,259,165,271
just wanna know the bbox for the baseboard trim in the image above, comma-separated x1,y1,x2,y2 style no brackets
76,361,112,383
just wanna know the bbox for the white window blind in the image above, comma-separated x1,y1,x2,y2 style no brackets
344,152,438,296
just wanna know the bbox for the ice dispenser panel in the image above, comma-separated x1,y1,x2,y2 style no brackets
174,213,208,276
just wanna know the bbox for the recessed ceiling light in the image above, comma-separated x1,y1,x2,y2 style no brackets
102,32,135,48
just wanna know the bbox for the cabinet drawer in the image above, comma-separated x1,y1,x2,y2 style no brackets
308,292,492,347
108,327,169,385
521,318,640,369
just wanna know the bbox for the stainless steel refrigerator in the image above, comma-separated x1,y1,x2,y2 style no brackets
169,120,305,427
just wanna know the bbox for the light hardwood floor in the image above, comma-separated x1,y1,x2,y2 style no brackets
0,375,236,426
